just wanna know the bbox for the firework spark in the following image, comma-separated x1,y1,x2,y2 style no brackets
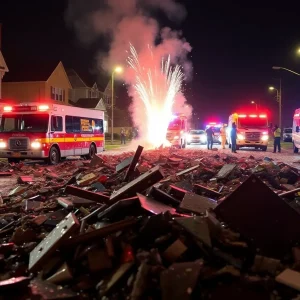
127,44,184,148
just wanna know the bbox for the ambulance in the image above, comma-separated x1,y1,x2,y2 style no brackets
166,114,188,148
227,112,269,151
0,102,104,164
292,109,300,153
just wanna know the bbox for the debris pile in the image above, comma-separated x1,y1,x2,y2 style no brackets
1,148,300,299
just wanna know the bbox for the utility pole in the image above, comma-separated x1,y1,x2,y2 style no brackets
279,78,282,134
111,75,114,144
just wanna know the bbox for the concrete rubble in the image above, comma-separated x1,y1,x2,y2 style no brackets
1,148,300,299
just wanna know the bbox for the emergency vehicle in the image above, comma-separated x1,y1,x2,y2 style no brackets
227,112,269,151
166,114,188,148
205,122,222,144
292,109,300,153
0,102,104,164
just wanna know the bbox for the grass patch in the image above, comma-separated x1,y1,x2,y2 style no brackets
105,144,123,150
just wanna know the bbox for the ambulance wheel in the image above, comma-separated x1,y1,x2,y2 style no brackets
86,144,96,159
47,146,60,165
181,139,186,149
262,146,267,152
294,142,299,153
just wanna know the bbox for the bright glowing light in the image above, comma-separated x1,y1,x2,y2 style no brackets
237,133,245,140
297,48,300,55
3,106,12,112
249,114,257,118
295,113,300,117
128,44,184,148
251,101,255,104
0,141,6,148
114,66,123,74
269,86,275,91
238,114,246,118
259,114,267,118
31,141,41,149
261,135,269,141
38,105,49,111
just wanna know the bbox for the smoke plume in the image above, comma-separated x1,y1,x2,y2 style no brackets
66,0,193,146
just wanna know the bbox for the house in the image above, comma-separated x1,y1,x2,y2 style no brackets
2,60,71,104
67,69,111,105
0,50,9,99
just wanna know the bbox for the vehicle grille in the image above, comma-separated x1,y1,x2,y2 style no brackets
9,138,29,150
245,132,261,141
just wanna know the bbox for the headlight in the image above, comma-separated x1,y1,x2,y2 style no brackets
31,141,41,149
237,133,245,140
187,135,192,141
261,135,269,141
174,136,179,140
200,135,207,142
0,141,6,148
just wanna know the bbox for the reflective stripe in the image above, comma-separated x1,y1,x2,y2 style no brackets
40,137,104,143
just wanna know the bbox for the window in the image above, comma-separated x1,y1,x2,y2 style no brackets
72,117,81,133
51,116,63,131
88,90,92,98
66,116,73,133
50,86,65,102
0,114,49,132
95,119,103,134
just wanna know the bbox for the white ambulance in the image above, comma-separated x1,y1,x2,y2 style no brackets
227,112,269,151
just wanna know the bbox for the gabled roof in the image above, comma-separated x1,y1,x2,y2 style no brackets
2,59,62,82
0,51,9,73
73,98,106,111
67,69,88,88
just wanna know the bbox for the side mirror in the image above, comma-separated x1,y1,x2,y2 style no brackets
296,126,299,133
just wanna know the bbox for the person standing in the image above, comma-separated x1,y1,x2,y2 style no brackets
220,124,227,149
273,125,281,153
231,122,237,153
205,126,214,150
120,128,126,144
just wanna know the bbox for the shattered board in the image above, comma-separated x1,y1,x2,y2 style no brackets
215,174,300,258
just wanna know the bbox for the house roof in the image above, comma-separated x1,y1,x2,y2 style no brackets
0,51,9,73
73,98,106,111
3,59,61,82
67,69,88,88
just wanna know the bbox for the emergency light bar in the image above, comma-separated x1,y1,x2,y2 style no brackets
238,114,267,118
295,113,300,117
2,104,50,112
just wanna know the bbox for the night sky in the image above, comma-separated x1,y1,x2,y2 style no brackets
1,0,300,128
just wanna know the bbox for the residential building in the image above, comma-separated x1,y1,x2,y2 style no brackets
2,61,71,104
0,50,8,99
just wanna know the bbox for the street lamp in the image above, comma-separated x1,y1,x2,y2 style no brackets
297,48,300,55
272,66,300,76
251,101,258,111
269,84,282,131
111,66,123,144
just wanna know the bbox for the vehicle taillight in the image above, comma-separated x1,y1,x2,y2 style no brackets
259,114,267,118
238,114,246,118
3,106,12,112
249,114,257,118
38,105,49,111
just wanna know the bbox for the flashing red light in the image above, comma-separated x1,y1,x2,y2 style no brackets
295,113,300,117
249,114,257,118
238,114,246,118
259,114,267,118
262,131,268,135
3,106,13,112
209,122,216,125
38,105,49,111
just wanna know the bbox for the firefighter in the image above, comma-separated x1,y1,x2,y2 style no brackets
120,128,126,144
220,123,227,149
273,125,281,153
205,126,214,150
231,122,237,153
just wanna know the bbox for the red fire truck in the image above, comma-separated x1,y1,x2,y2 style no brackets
0,102,104,164
166,114,188,148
